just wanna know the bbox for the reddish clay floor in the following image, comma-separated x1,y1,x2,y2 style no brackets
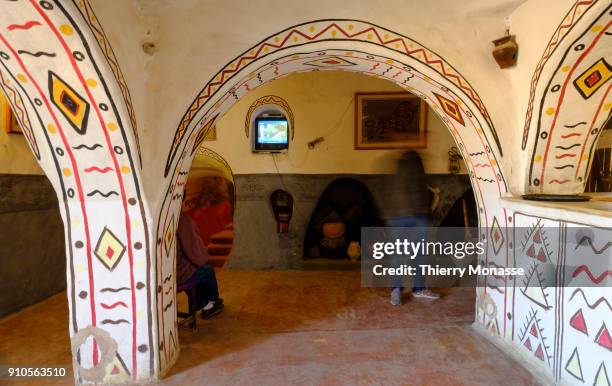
0,270,538,385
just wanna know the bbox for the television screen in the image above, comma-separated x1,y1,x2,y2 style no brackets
255,118,289,150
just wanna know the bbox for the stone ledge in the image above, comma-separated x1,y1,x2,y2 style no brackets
500,196,611,226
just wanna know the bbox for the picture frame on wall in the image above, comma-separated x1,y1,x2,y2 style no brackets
2,93,22,135
355,92,427,149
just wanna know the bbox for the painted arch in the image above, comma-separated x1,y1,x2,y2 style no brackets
522,0,611,194
157,19,514,374
0,0,151,383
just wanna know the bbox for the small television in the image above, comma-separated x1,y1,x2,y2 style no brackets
254,116,289,151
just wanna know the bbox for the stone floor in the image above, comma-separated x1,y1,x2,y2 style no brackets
0,270,538,385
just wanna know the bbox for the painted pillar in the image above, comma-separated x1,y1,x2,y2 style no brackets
521,1,611,195
0,1,157,383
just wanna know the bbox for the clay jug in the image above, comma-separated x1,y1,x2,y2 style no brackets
492,35,518,69
347,241,361,261
322,222,345,239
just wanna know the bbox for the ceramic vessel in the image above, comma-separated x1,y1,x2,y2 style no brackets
347,241,361,261
492,35,518,69
322,222,345,239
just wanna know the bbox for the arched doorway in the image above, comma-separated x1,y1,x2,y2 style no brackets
156,20,510,374
184,147,235,268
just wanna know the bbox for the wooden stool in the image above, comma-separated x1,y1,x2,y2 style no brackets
177,283,197,330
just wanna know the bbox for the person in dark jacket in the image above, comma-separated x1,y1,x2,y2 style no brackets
379,151,439,305
177,198,224,319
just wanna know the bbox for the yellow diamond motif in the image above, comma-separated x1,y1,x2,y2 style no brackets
49,71,90,134
433,92,465,126
164,216,175,256
94,227,126,271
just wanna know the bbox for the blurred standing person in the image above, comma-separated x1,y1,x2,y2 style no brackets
379,151,439,305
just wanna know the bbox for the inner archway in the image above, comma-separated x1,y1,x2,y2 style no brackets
157,20,511,374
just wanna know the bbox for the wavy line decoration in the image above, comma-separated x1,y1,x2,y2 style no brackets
17,49,56,57
569,288,612,311
101,319,131,325
560,133,581,139
100,287,131,293
163,301,173,312
83,166,114,173
100,301,129,309
555,153,577,159
555,144,581,150
549,179,570,184
564,121,587,128
7,20,41,31
554,164,575,169
87,190,119,197
575,236,612,255
572,265,612,284
72,143,103,150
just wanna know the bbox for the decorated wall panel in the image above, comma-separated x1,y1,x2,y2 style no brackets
523,1,611,194
510,211,611,385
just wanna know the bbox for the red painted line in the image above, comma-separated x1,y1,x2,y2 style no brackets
540,21,610,191
572,265,612,284
0,28,98,364
560,132,581,139
84,166,114,173
555,153,576,159
32,1,138,376
101,301,129,309
549,179,571,184
7,20,41,31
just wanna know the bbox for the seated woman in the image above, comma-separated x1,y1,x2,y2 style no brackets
177,206,224,319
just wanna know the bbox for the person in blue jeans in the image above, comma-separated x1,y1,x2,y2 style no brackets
380,151,440,305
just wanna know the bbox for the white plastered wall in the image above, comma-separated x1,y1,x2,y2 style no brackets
87,0,525,212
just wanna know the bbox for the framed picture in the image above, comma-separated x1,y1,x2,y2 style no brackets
355,92,427,149
2,93,22,134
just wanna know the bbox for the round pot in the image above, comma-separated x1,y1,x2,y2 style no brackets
322,222,345,239
347,241,361,261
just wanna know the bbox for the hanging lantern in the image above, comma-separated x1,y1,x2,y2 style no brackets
492,31,518,69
